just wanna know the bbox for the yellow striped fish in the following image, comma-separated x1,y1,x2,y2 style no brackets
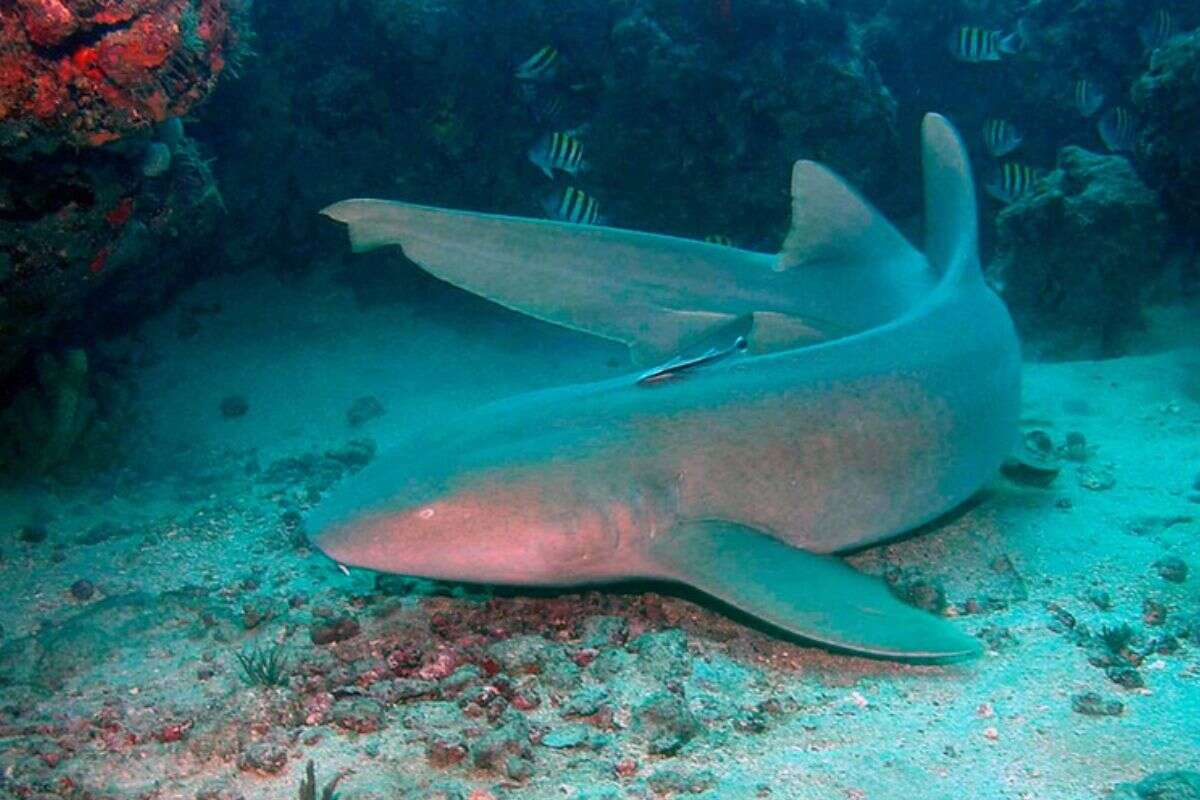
1098,107,1137,153
529,132,586,179
985,162,1041,204
948,26,1021,62
704,234,734,247
543,186,601,225
982,119,1023,158
1073,79,1105,117
1139,9,1172,50
516,45,560,82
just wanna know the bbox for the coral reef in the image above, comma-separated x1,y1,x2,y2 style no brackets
1133,29,1200,233
0,348,134,479
990,146,1168,357
0,0,238,154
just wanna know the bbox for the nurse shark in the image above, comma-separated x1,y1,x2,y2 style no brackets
309,114,1020,661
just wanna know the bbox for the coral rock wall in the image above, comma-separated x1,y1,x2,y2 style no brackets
0,0,232,153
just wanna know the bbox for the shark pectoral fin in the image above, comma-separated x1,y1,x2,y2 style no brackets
747,311,833,353
646,521,981,662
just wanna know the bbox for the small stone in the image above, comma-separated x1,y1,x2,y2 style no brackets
219,395,249,419
1106,665,1145,689
1070,692,1123,717
69,579,95,601
1109,771,1200,800
1060,431,1091,461
561,685,610,717
580,615,629,648
77,520,134,545
241,603,271,629
1143,598,1168,626
1087,589,1113,610
647,767,715,794
504,754,534,781
17,524,47,543
237,740,288,775
1076,465,1115,491
1153,556,1188,583
311,617,360,645
885,567,948,613
471,714,531,773
1065,431,1094,462
347,395,386,427
426,736,468,768
541,724,590,749
633,691,702,755
331,697,384,734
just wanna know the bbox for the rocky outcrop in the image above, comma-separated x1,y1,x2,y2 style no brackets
990,146,1169,358
1133,30,1200,231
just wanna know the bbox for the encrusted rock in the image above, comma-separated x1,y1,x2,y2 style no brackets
236,739,288,775
633,691,702,755
991,146,1169,357
310,617,360,645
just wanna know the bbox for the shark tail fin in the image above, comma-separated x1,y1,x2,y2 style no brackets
921,113,982,288
321,199,413,253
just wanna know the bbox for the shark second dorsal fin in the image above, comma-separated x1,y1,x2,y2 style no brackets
778,160,924,274
921,113,981,287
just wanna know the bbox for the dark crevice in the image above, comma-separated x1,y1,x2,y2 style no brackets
29,18,136,62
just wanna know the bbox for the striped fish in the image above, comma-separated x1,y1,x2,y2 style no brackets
704,234,734,247
1073,79,1105,117
982,119,1023,158
529,132,586,179
515,45,560,82
985,162,1041,204
1098,107,1137,153
544,186,601,225
1139,9,1172,50
948,26,1021,62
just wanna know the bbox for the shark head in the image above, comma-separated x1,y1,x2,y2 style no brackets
304,408,644,586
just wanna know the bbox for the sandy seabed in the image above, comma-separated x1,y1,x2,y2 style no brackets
1,268,1197,800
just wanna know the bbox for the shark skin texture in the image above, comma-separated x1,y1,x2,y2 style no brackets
308,114,1021,662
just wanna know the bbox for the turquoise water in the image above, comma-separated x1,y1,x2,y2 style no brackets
1,2,1198,798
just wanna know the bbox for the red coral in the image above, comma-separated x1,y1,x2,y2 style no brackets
0,0,235,152
88,248,109,274
105,197,134,227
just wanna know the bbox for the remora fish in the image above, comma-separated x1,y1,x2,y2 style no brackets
311,114,1021,660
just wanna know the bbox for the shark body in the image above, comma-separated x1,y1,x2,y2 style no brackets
308,115,1021,661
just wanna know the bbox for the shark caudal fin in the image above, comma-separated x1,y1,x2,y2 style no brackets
647,520,981,661
921,113,982,288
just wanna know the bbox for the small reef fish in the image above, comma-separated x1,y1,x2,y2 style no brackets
985,162,1041,204
704,234,734,246
1139,9,1172,51
529,132,586,179
948,26,1021,62
543,186,601,225
523,86,567,126
315,114,1020,661
1073,79,1105,117
141,141,172,177
515,45,560,82
982,119,1023,157
1098,107,1137,153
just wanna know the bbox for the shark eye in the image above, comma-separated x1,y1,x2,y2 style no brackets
418,508,435,520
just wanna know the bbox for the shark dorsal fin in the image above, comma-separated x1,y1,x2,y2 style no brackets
778,161,924,275
921,113,982,287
